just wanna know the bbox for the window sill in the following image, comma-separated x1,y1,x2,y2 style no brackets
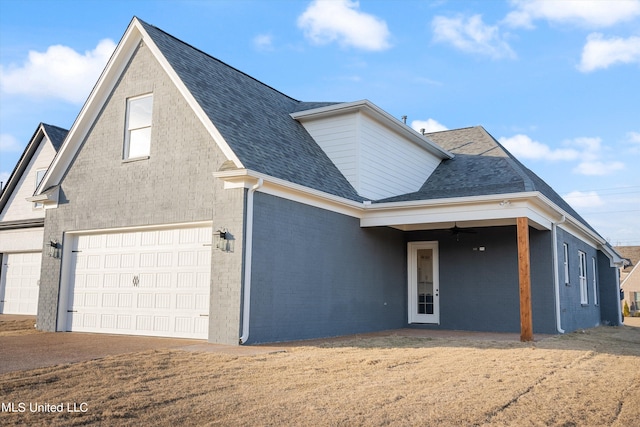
581,304,589,307
122,156,150,164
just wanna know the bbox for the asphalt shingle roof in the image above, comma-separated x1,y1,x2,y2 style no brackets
139,20,362,201
378,126,601,237
42,123,68,151
138,19,602,239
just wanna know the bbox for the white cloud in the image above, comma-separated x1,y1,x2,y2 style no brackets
567,137,625,175
627,131,640,154
253,34,274,51
562,190,605,209
0,133,23,153
411,119,448,133
0,39,116,104
498,134,579,161
629,131,640,143
578,33,640,72
297,0,391,51
505,0,640,29
500,134,625,176
572,161,625,175
432,14,516,59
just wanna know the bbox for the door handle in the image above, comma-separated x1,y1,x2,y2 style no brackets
133,275,140,287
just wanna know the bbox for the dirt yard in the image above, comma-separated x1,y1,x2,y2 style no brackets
1,319,639,426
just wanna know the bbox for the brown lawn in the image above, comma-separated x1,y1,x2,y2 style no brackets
1,319,639,426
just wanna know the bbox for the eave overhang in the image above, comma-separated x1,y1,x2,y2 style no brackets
26,185,59,209
213,168,613,254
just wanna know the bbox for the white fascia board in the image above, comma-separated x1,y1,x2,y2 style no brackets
533,192,614,253
213,169,364,218
213,172,554,229
137,21,243,169
361,194,553,231
36,18,243,198
36,22,141,196
211,171,613,245
291,99,453,160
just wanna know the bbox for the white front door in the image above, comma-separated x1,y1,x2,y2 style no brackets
65,226,212,339
0,252,41,315
408,241,439,324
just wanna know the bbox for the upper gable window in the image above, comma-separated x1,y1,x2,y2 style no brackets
124,94,153,159
33,168,46,209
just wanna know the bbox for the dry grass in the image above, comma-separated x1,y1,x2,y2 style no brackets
1,323,639,426
0,319,40,337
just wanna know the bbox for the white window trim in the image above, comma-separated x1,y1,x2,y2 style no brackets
562,243,569,285
34,168,47,209
592,257,598,306
123,93,153,160
578,251,588,305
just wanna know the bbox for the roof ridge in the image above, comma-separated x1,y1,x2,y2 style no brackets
479,127,537,191
41,123,68,132
425,125,480,135
136,18,301,104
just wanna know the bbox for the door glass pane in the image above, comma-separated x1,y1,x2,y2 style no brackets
417,249,433,315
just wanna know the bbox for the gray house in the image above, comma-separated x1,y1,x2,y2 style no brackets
31,18,624,345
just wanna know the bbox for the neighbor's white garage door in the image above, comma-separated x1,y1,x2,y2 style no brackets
66,226,212,339
0,252,41,315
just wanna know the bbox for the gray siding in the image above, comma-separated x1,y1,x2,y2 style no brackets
407,226,557,334
555,227,601,331
597,251,622,326
248,193,406,344
209,187,246,345
37,42,242,340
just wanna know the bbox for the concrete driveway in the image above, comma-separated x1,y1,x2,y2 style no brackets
0,315,283,374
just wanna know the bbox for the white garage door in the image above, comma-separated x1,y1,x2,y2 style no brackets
0,252,41,315
66,226,212,339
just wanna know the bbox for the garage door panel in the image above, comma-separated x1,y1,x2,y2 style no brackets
66,226,212,339
0,252,41,315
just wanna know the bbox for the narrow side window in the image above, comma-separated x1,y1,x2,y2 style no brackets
592,257,598,306
578,251,588,305
124,94,153,159
562,243,569,285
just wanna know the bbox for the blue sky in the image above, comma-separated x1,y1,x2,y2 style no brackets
1,0,639,245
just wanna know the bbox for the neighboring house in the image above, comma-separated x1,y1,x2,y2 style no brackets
31,18,624,344
616,246,640,313
0,123,67,315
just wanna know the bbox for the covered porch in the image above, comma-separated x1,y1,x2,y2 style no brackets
361,193,570,341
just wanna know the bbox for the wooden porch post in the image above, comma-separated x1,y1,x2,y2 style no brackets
517,217,533,342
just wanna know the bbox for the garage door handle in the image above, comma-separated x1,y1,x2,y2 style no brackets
133,276,140,287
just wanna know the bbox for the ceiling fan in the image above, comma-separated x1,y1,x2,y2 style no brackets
449,223,477,241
